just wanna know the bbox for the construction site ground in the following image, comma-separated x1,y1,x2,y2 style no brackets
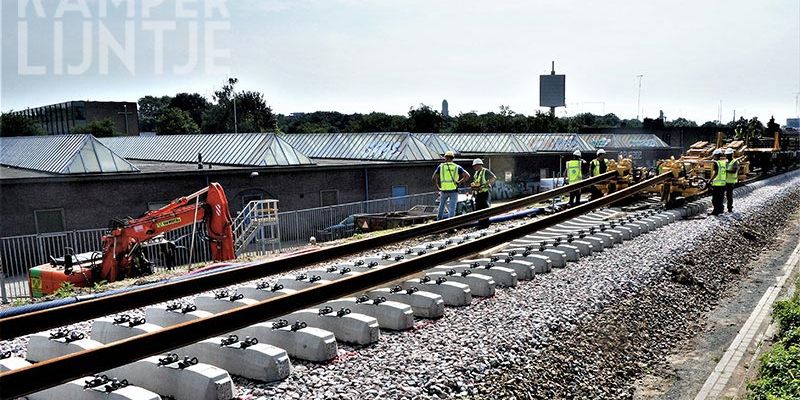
634,209,800,399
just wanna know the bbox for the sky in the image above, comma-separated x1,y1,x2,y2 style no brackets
2,0,799,124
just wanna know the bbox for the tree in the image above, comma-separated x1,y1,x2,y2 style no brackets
202,78,276,133
620,118,643,128
157,107,200,135
701,120,723,128
452,112,483,133
666,117,698,128
0,112,44,136
407,104,443,133
138,95,172,132
345,112,407,132
169,93,210,127
71,118,118,137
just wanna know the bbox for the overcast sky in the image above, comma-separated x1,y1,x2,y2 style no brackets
2,0,799,124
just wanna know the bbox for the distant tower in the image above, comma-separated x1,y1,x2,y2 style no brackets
441,99,449,117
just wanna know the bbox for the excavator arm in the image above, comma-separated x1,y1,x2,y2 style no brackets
99,183,235,282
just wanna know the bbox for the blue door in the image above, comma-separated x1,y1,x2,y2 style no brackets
391,185,408,209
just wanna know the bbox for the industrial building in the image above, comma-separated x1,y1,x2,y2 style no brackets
0,132,678,237
12,101,139,136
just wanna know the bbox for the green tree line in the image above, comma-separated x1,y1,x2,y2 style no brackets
0,77,774,137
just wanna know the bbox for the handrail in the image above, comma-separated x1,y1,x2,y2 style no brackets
0,172,668,399
0,171,617,340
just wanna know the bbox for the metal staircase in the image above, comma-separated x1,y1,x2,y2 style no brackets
232,199,281,255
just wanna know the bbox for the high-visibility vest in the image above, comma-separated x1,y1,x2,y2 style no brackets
712,160,727,187
438,162,459,191
566,159,582,184
474,169,491,193
726,159,739,184
589,159,603,176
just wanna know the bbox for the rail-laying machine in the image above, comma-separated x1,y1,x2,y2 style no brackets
29,183,236,297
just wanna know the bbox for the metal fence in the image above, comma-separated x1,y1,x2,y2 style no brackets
277,192,438,248
0,191,438,301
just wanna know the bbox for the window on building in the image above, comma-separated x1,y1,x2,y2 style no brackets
320,190,339,207
34,209,65,234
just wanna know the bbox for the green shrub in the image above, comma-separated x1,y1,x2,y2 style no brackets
748,342,800,400
53,282,75,298
748,279,800,400
774,296,800,335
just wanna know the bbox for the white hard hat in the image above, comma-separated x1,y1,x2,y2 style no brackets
472,158,484,166
444,150,455,158
724,148,734,155
596,149,606,155
573,150,582,157
712,149,722,156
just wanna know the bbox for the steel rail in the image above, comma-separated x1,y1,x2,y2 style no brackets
0,172,670,399
0,171,617,340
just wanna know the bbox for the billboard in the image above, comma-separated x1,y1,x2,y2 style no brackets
540,74,565,107
787,118,800,129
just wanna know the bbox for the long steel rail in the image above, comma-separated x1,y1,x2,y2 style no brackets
0,171,618,340
0,172,671,399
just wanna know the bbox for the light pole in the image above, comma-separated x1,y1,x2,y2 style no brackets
636,74,644,120
228,77,238,134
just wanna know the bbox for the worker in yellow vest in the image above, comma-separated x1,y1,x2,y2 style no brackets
470,158,497,229
724,148,739,213
589,149,608,200
564,150,586,206
431,150,470,220
708,149,727,215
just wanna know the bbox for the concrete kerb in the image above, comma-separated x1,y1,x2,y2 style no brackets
105,356,234,400
322,297,415,331
0,356,30,372
90,317,162,344
145,306,213,328
232,323,338,362
194,295,259,314
464,257,537,280
28,376,161,400
441,264,518,287
426,270,496,297
26,332,103,363
400,278,472,307
367,287,445,319
235,286,297,302
178,338,292,382
283,308,380,345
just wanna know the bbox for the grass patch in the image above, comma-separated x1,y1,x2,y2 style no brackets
748,278,800,400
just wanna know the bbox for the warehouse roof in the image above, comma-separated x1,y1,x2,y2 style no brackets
414,133,453,155
580,133,670,149
0,134,139,175
282,132,441,161
433,133,528,154
516,133,595,153
100,133,314,167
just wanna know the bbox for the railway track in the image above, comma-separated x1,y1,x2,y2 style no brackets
0,171,720,400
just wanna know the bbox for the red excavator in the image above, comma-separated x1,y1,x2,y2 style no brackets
29,183,236,297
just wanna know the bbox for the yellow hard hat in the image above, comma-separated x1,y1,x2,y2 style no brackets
444,150,455,158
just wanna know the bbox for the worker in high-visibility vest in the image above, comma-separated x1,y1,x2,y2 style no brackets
431,150,470,220
589,149,608,200
564,150,586,206
724,148,739,213
708,149,727,215
470,158,497,229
